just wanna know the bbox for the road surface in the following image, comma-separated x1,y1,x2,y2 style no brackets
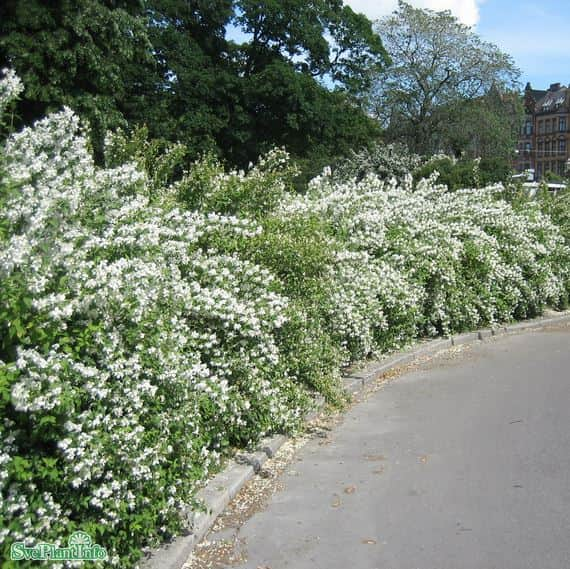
188,323,570,569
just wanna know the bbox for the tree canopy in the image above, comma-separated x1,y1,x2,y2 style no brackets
234,0,387,92
370,1,521,157
0,0,150,156
440,86,523,162
0,0,389,172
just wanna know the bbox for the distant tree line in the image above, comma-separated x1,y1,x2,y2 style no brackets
0,0,522,182
0,0,389,179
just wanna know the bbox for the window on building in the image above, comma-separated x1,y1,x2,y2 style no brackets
559,139,566,153
560,117,567,132
546,120,552,133
524,142,531,152
537,162,543,177
525,120,532,135
545,141,551,155
538,120,544,134
538,141,543,156
559,161,566,175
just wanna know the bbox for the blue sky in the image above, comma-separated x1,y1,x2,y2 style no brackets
342,1,570,90
475,1,570,90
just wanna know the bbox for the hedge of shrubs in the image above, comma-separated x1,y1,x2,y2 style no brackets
1,69,569,567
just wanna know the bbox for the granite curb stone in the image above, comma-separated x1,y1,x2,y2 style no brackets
235,450,269,474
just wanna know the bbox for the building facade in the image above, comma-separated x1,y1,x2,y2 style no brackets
515,82,570,180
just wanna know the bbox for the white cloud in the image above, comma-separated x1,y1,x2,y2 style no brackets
344,0,482,27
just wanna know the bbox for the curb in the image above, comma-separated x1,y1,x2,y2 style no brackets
141,309,570,569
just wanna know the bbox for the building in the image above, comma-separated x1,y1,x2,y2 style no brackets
515,82,570,180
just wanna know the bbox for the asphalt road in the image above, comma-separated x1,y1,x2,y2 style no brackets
195,324,570,569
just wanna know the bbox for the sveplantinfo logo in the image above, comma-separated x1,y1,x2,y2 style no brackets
10,530,108,562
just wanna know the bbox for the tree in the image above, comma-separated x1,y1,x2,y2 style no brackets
125,0,238,159
441,86,523,161
0,0,150,157
225,1,389,172
134,0,387,172
238,59,382,182
0,1,388,175
370,1,520,156
234,0,388,93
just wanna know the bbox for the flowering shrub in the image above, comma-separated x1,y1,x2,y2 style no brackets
175,146,299,217
334,143,511,191
333,141,424,182
1,68,569,568
0,72,308,567
170,155,346,404
279,169,569,354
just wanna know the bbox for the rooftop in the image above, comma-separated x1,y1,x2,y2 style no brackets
526,82,570,114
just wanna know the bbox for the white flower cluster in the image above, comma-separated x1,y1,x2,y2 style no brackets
333,142,424,182
279,167,569,356
0,68,23,117
0,72,305,566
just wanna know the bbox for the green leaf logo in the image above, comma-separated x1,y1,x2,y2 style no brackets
68,531,92,547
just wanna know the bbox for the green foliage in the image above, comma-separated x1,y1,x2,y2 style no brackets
412,155,513,190
235,0,388,92
245,214,346,402
478,157,514,185
441,88,523,163
236,60,382,171
251,216,347,403
413,157,480,190
370,0,520,158
1,1,386,176
175,148,297,216
537,187,570,241
174,153,346,402
543,170,568,184
104,126,187,201
129,0,237,159
0,0,150,157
